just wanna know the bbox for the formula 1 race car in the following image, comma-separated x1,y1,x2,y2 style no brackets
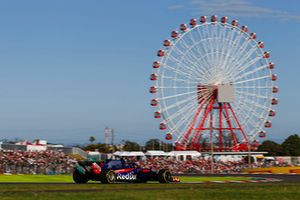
73,159,176,184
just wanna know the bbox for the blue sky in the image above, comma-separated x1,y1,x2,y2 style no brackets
0,0,299,145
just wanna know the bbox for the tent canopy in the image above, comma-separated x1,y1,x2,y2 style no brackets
168,151,201,157
145,151,167,156
128,151,145,156
113,151,145,157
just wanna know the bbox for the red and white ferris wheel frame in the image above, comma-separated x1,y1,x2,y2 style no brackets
149,15,278,151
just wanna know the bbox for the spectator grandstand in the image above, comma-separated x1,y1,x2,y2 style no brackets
0,148,293,175
0,150,77,175
135,157,288,174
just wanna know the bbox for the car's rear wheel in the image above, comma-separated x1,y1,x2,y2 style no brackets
73,169,89,184
157,169,172,183
100,170,116,184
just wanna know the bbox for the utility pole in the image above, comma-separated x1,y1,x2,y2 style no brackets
248,142,251,169
210,111,214,174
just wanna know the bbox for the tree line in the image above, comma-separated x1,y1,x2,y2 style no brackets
83,138,173,153
84,134,300,156
257,134,300,156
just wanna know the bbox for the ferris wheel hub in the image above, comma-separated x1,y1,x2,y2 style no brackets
197,84,234,103
217,84,235,103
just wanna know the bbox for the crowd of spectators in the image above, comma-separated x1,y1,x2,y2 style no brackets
0,149,289,175
0,150,77,175
136,157,286,174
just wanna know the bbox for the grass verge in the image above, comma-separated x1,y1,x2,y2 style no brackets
0,182,299,200
0,174,251,183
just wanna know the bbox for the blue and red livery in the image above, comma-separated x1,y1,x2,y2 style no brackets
73,159,175,184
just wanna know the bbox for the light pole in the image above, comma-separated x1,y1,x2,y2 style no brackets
248,142,251,169
210,112,214,174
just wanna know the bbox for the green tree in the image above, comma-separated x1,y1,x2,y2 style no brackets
162,142,173,152
123,140,141,151
83,143,111,153
89,136,96,144
257,140,283,156
145,139,161,150
281,134,300,156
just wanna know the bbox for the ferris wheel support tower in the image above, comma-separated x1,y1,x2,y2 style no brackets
177,83,249,151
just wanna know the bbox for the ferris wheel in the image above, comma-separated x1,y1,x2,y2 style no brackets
149,15,278,151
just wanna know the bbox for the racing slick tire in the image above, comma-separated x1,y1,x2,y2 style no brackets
100,170,116,184
157,169,172,183
73,169,89,184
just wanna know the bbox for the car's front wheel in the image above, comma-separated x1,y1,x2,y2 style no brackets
100,170,116,184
